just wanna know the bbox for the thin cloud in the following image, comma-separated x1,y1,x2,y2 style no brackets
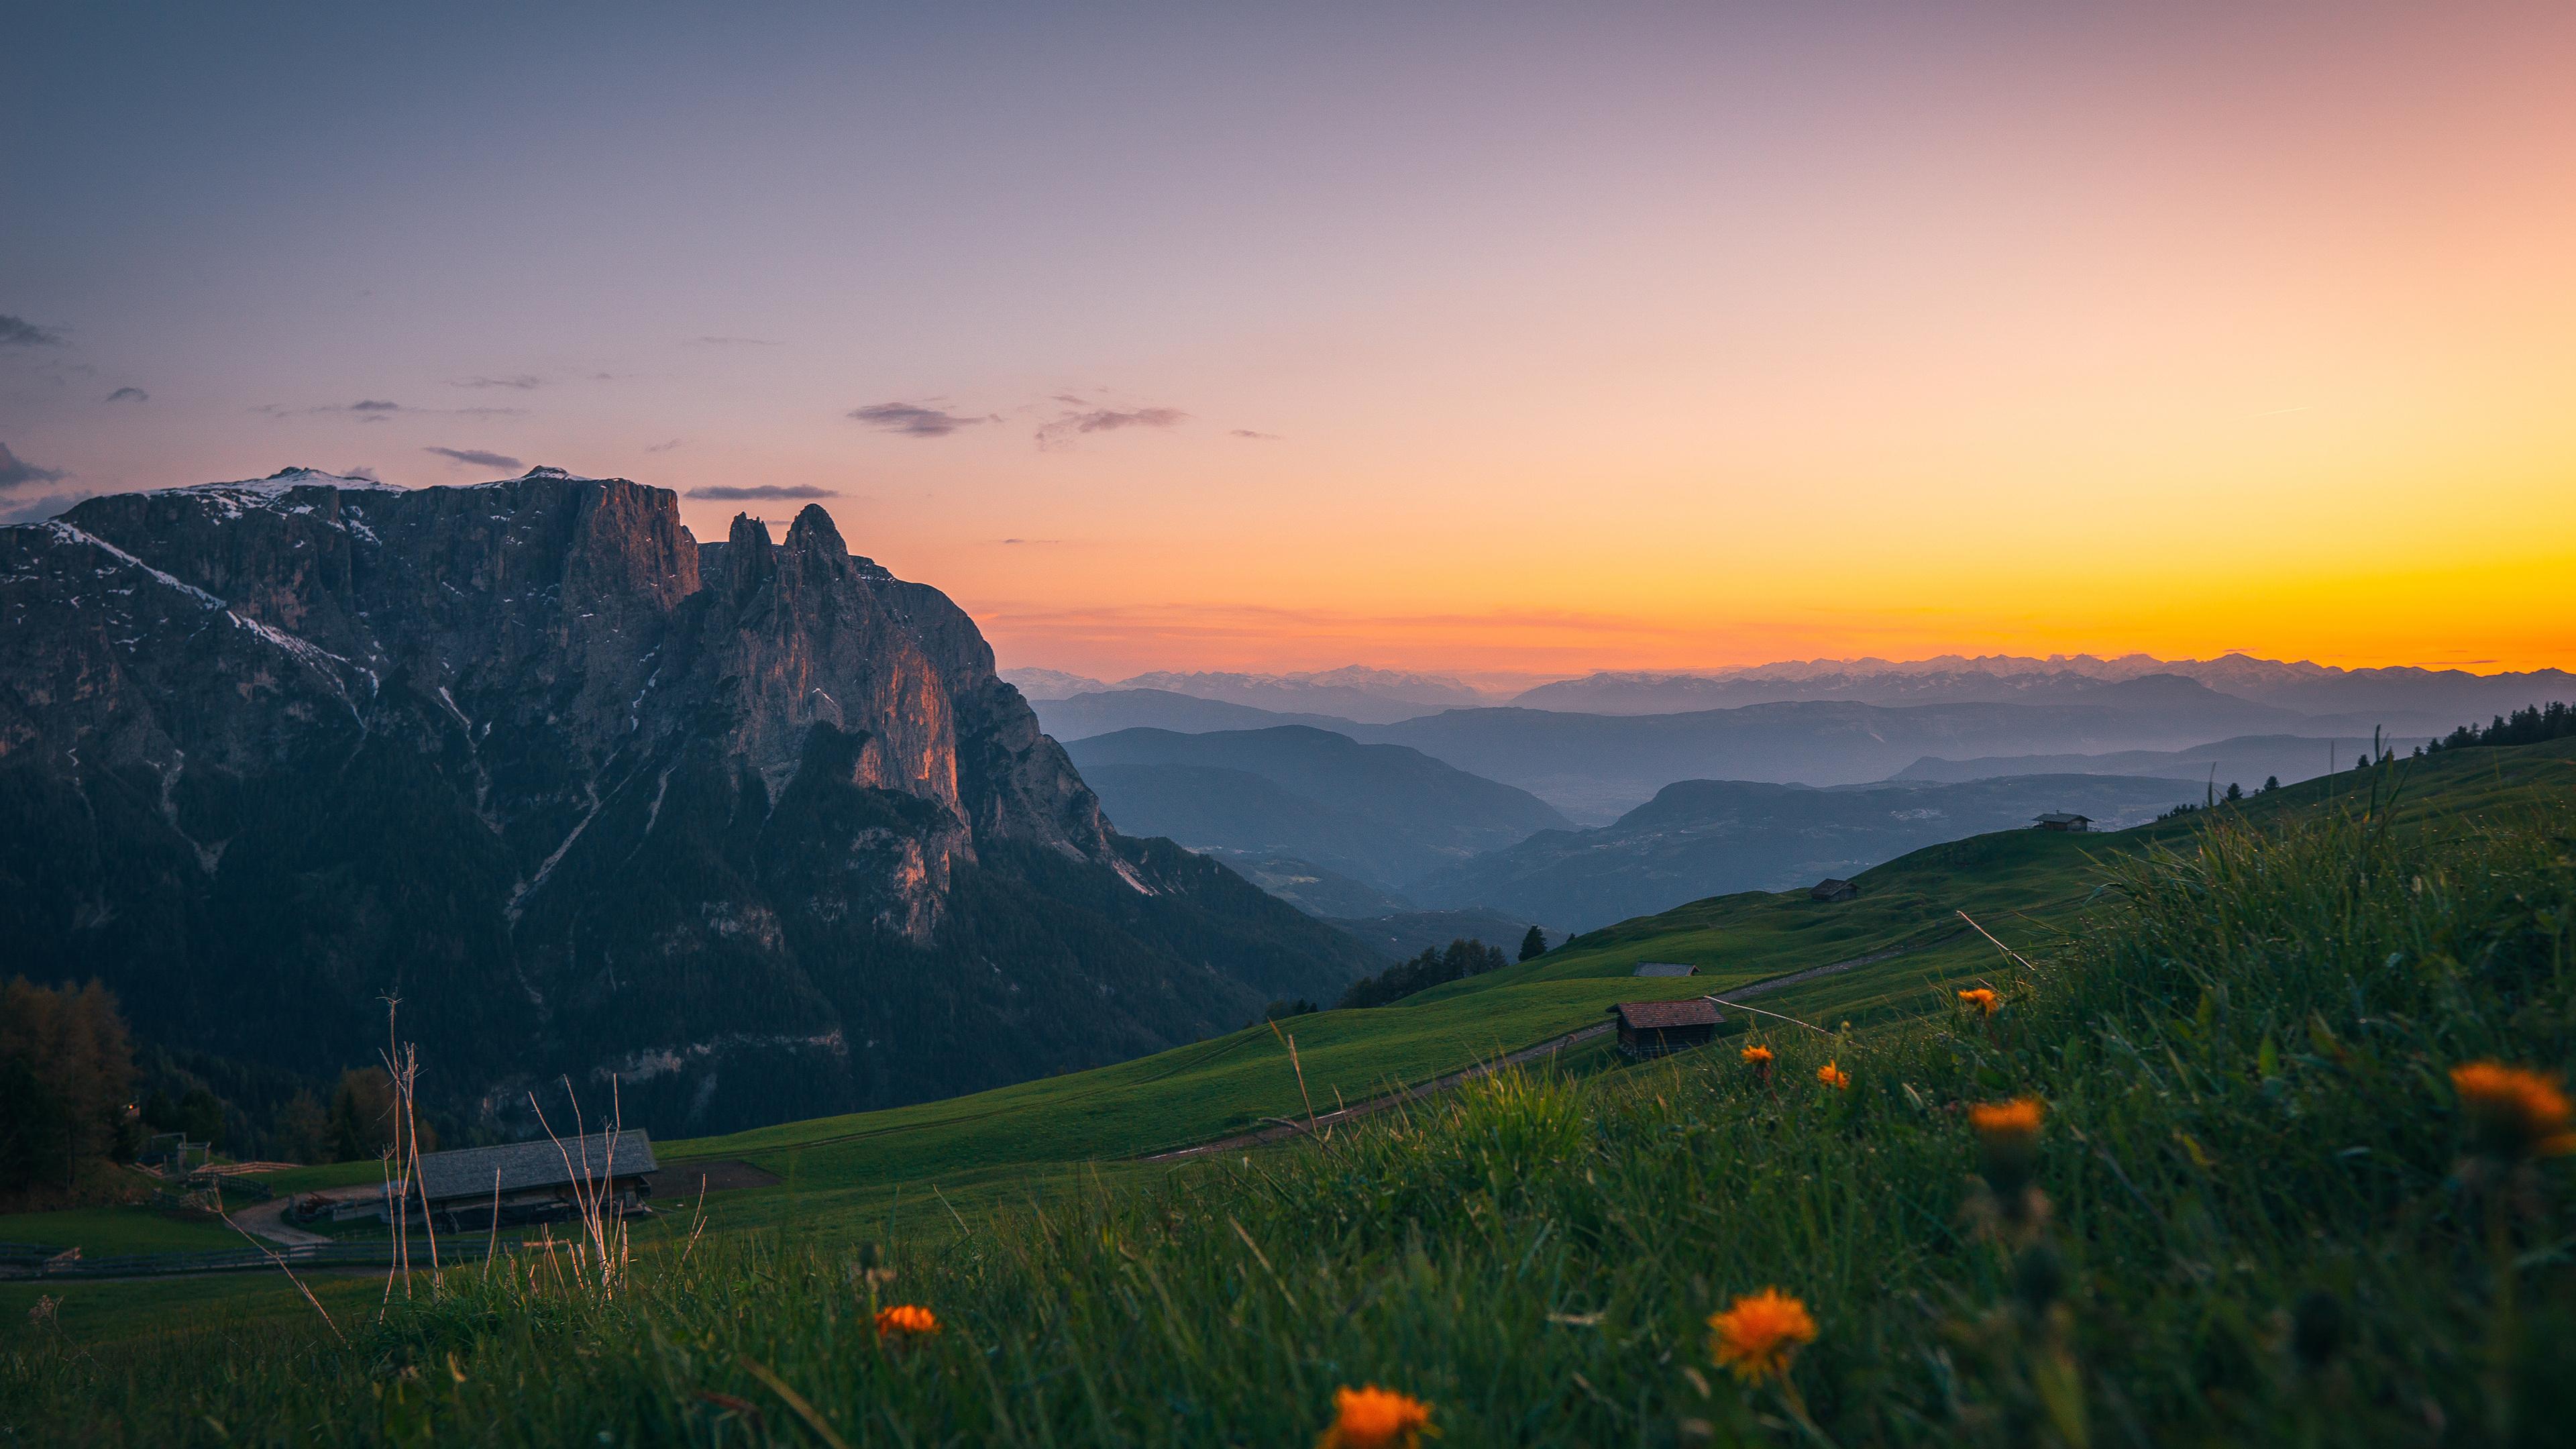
645,439,684,453
343,466,384,482
1036,405,1187,450
254,399,523,421
450,374,543,390
997,537,1065,545
0,315,64,347
848,401,994,437
425,447,523,470
0,442,68,491
682,335,782,347
1230,428,1281,441
686,484,839,500
106,386,150,404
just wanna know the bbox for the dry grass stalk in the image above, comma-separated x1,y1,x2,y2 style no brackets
527,1074,633,1303
211,1183,346,1346
1266,1017,1329,1146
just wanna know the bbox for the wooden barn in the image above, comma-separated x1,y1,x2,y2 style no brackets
2033,812,2094,833
1609,999,1723,1059
388,1130,659,1232
1809,878,1860,902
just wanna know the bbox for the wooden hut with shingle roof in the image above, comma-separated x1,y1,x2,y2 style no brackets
389,1129,658,1232
1609,999,1724,1059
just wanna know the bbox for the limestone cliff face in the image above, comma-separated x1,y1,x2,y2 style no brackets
0,468,1368,1134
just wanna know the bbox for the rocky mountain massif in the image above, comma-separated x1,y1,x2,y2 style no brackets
0,468,1373,1136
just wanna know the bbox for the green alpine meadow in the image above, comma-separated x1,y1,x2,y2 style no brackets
7,739,2571,1444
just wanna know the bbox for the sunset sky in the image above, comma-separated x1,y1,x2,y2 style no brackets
5,3,2571,684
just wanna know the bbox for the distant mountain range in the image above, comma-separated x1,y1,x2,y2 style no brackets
1034,673,2522,822
1353,681,2297,820
1892,733,2431,788
1513,653,2576,727
1005,665,1487,722
1010,652,2571,739
1065,726,1569,891
1031,689,1363,739
1408,773,2204,931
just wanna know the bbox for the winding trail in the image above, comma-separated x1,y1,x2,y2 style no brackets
222,1193,333,1246
1137,1022,1616,1163
1713,928,1964,1003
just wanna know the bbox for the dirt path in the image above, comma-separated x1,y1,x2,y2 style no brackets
221,1194,331,1246
1138,1022,1616,1163
1713,928,1965,1005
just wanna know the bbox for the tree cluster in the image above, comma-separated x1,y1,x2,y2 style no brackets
1338,938,1511,1010
0,977,137,1203
2419,701,2576,757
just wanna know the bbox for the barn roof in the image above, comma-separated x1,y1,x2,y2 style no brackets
1612,999,1722,1030
1633,962,1699,977
413,1129,657,1205
2033,812,2093,825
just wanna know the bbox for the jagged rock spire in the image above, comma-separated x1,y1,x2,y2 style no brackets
785,502,845,557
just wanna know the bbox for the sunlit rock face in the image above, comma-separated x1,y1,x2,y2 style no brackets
0,468,1370,1134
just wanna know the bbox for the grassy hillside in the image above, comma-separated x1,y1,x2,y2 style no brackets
6,738,2570,1443
199,739,2576,1218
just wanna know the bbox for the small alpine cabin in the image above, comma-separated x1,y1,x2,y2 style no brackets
1610,999,1723,1059
1810,878,1860,902
390,1129,659,1232
2033,812,2094,833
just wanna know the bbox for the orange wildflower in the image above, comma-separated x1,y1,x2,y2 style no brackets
1968,1096,2047,1196
1741,1044,1775,1067
1707,1287,1818,1385
2451,1062,2576,1161
1816,1062,1850,1090
1317,1385,1436,1449
1969,1097,2045,1146
874,1303,941,1338
1957,988,1999,1016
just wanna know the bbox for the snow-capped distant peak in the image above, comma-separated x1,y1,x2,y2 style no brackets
178,467,404,498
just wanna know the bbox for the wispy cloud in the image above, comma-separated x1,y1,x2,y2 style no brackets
847,401,994,437
343,466,384,483
1036,405,1188,450
1230,428,1281,441
645,439,684,453
0,315,65,347
683,335,782,347
0,442,68,491
424,446,523,470
450,374,543,390
997,537,1065,545
105,386,149,404
686,484,839,500
254,399,525,422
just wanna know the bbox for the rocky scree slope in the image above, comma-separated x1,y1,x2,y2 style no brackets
0,468,1371,1134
